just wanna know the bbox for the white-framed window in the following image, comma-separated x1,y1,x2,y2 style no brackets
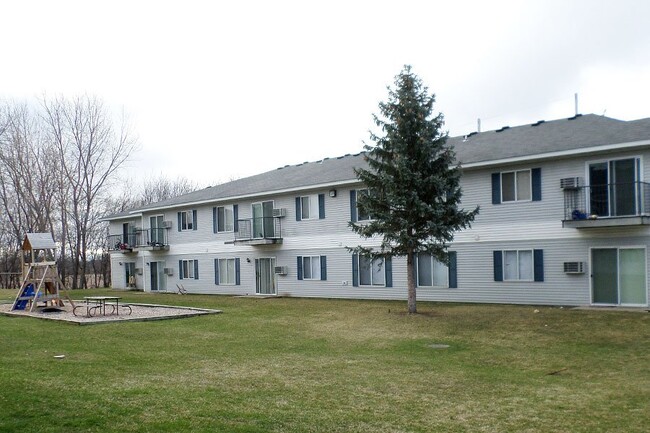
217,205,234,232
300,195,319,220
180,210,194,231
180,259,198,280
302,256,322,280
417,253,448,287
357,189,372,221
503,250,533,281
359,255,385,286
501,170,531,202
218,258,236,285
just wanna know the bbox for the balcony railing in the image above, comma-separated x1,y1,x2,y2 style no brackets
234,217,283,245
107,228,169,252
563,181,650,228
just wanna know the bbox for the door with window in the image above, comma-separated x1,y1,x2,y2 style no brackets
592,248,647,306
125,263,136,288
150,215,164,245
255,257,276,295
150,261,167,292
252,201,274,238
588,158,640,217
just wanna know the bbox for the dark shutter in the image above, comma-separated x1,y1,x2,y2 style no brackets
320,256,327,280
295,197,302,221
297,256,303,280
493,251,503,282
350,190,358,222
532,168,542,201
214,259,219,285
491,173,501,205
385,257,392,288
534,249,544,282
233,205,239,232
352,254,359,287
192,210,198,230
235,258,241,285
212,207,217,233
194,260,199,279
318,194,325,219
179,260,184,279
448,251,457,288
177,212,182,232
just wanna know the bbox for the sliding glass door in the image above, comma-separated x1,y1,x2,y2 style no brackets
592,248,647,306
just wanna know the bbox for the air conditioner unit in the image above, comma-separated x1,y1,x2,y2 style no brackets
164,268,174,276
274,266,288,275
162,220,173,229
563,262,585,274
560,177,581,189
135,268,143,275
272,208,286,218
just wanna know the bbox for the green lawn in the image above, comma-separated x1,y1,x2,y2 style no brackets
0,289,648,433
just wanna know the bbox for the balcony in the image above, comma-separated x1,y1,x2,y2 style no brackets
563,182,650,228
107,228,169,252
134,228,169,251
234,217,283,245
107,233,137,252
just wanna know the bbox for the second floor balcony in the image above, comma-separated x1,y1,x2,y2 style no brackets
234,217,283,245
107,228,169,252
563,181,650,228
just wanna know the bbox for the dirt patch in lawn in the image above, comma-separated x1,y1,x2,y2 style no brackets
0,301,221,325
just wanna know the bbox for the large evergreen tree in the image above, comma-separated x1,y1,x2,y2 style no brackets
350,66,479,314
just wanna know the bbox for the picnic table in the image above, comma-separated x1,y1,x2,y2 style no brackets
73,296,132,317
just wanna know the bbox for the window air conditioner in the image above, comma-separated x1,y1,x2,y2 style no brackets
560,177,581,189
164,268,174,276
272,208,286,218
162,220,173,229
563,262,585,274
274,266,288,275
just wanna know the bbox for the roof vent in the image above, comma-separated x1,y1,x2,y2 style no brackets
531,120,545,127
495,126,510,133
567,114,583,121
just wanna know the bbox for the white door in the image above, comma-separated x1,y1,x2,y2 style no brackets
255,258,276,295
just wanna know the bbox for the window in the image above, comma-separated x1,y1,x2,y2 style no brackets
417,254,448,287
218,258,235,285
503,250,533,281
296,194,325,221
214,258,240,285
357,189,372,221
179,259,199,280
297,256,326,280
491,168,541,204
217,206,234,232
493,249,543,282
178,210,197,231
502,170,531,202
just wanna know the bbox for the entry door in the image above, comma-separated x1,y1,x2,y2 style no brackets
255,258,276,295
592,248,647,305
150,261,167,292
125,263,136,288
150,215,164,245
252,201,274,238
588,158,639,217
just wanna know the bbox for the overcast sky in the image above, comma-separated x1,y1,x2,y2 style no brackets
2,0,650,188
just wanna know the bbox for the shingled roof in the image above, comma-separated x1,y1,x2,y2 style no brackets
105,114,650,218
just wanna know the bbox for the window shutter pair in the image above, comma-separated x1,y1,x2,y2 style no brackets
491,168,542,204
178,260,199,280
493,250,544,282
177,210,198,231
214,258,240,285
296,256,327,280
351,254,392,287
212,205,239,233
295,195,325,221
412,252,457,288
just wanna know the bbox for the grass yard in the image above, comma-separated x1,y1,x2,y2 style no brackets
0,289,648,433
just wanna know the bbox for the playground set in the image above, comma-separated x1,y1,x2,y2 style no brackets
11,233,74,312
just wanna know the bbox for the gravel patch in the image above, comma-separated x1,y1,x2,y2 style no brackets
0,301,221,325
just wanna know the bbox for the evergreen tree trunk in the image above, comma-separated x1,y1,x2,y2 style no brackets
406,250,417,314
